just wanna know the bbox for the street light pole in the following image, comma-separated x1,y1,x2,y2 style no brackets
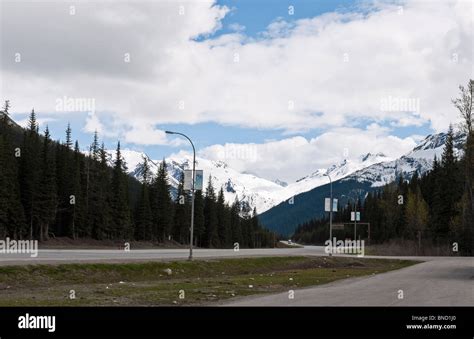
166,131,195,261
342,194,357,240
324,173,333,256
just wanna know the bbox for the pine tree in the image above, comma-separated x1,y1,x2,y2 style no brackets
0,121,26,239
19,109,41,239
432,125,462,241
453,79,474,254
65,123,73,150
230,197,242,246
135,157,153,240
150,159,174,241
71,140,85,239
204,175,219,248
93,143,111,239
216,187,231,247
110,142,132,239
37,126,58,241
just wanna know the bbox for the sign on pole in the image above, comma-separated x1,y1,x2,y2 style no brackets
351,211,361,221
332,198,338,212
184,170,193,190
184,169,204,191
325,198,331,212
195,170,203,191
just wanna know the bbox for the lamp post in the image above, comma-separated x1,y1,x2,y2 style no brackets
324,173,333,256
341,194,357,240
165,131,195,261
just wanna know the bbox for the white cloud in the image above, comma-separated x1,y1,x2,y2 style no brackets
198,126,418,182
1,0,471,138
83,112,105,135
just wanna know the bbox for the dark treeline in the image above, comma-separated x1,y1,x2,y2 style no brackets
0,102,274,248
294,81,474,255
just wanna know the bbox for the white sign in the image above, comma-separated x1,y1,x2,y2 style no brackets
184,170,193,190
184,169,204,191
325,198,338,212
351,212,361,221
195,170,203,191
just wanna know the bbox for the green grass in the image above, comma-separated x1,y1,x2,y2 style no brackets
0,256,418,306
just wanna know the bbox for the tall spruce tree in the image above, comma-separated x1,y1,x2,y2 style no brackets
37,126,58,241
151,159,174,241
216,187,231,248
19,109,41,239
135,157,153,240
71,140,85,239
110,142,132,239
230,197,242,246
0,103,26,238
453,79,474,254
204,175,219,248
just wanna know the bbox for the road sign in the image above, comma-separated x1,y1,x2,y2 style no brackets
184,170,193,190
325,198,338,212
195,170,203,191
184,170,204,191
351,212,361,221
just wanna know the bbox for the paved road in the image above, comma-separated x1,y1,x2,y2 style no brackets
0,246,328,265
1,245,472,306
224,256,474,306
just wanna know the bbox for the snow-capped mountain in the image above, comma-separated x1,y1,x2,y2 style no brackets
118,150,283,213
265,152,392,208
119,150,391,214
117,131,466,216
343,131,466,187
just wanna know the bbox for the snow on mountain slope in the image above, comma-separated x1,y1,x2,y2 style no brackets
268,152,392,206
119,150,391,214
117,150,283,213
343,131,466,187
117,131,466,214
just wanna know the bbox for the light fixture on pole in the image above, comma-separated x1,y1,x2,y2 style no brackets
324,173,333,256
165,130,195,261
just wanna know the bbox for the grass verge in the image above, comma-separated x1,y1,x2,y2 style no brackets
0,256,418,306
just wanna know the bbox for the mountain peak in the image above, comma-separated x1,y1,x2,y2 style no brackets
273,179,288,187
361,152,387,162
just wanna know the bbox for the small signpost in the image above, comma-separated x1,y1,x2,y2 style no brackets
194,170,203,191
184,170,192,191
351,212,361,222
325,198,331,212
325,198,338,212
184,169,203,191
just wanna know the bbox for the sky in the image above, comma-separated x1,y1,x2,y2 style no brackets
1,0,472,182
